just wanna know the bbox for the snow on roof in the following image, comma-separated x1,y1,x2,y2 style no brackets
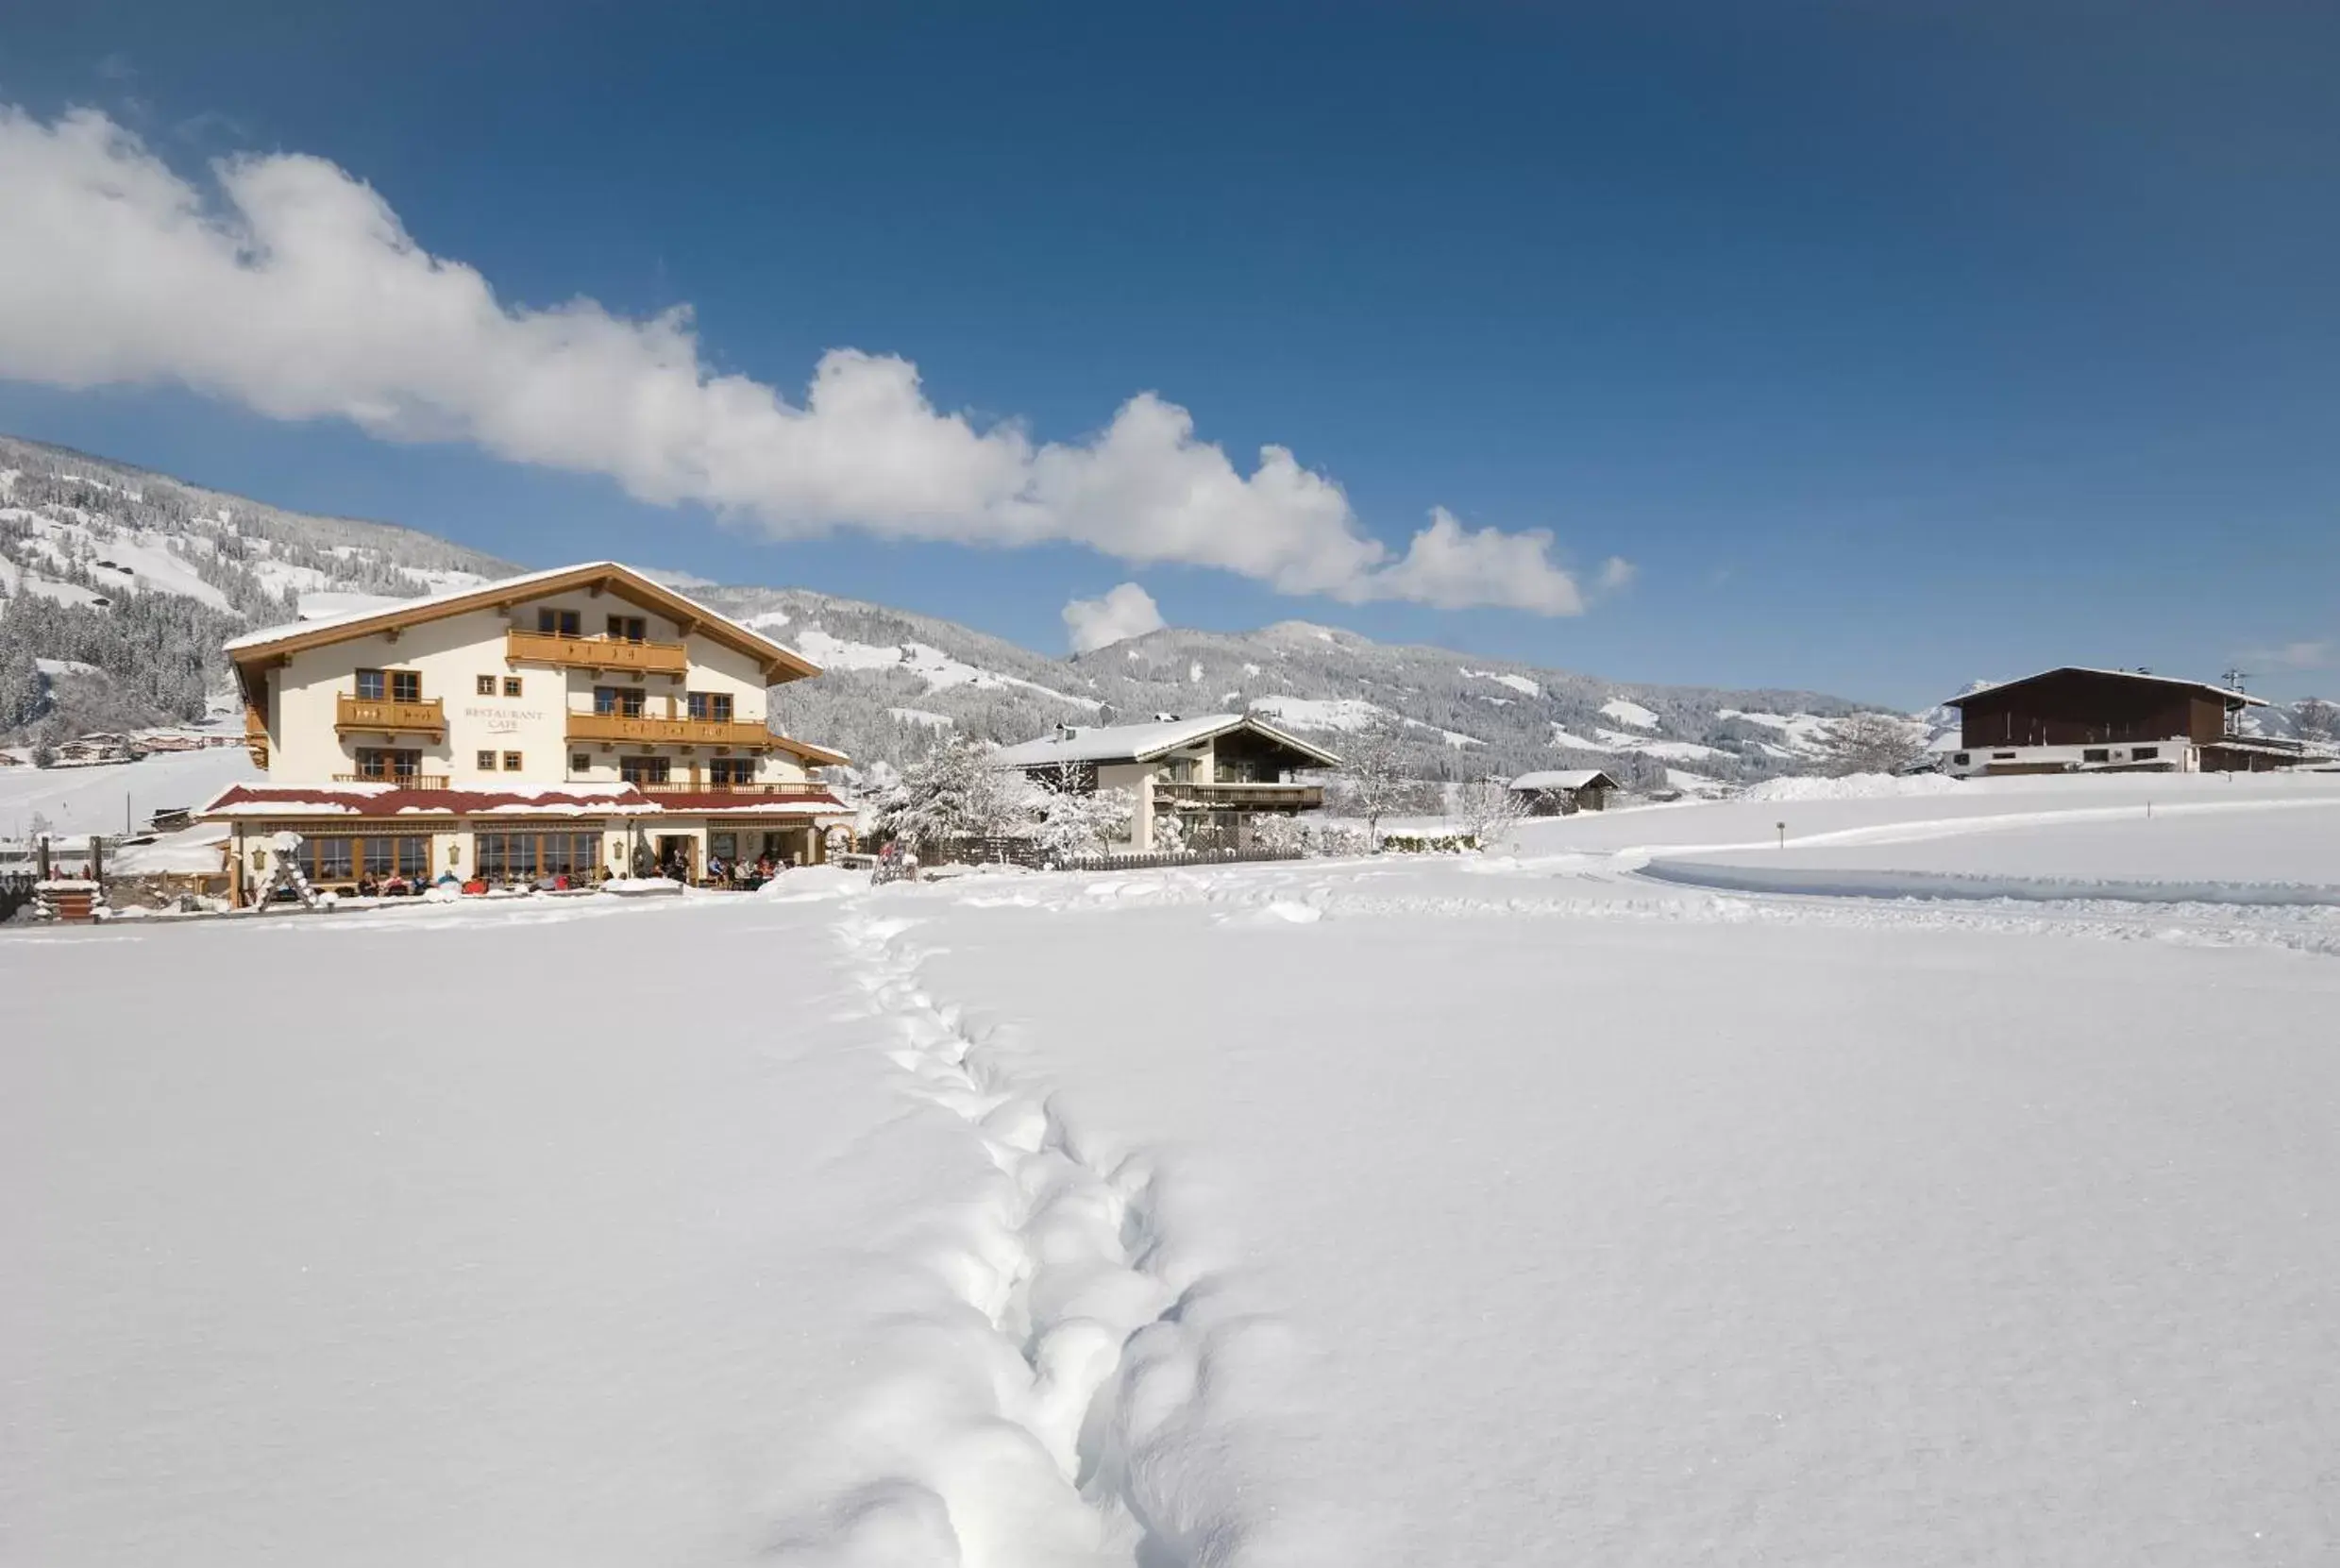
1509,769,1617,791
195,782,850,820
1944,667,2269,709
992,714,1341,768
199,783,660,818
222,562,816,678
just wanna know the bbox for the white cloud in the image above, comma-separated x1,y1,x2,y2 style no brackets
1344,507,1587,615
2239,639,2332,671
0,106,1607,616
1596,555,1636,592
1063,582,1167,653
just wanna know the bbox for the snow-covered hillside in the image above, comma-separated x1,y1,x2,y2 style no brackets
1,434,518,739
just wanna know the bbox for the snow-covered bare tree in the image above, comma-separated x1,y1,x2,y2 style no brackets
1030,764,1136,859
2296,697,2339,746
1820,712,1924,777
871,736,1031,852
1151,807,1187,852
1334,710,1415,848
1453,776,1531,849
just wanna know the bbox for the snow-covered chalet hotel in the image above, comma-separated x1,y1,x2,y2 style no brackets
198,562,852,900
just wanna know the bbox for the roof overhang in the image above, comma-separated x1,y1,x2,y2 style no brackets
224,563,821,684
1944,666,2268,711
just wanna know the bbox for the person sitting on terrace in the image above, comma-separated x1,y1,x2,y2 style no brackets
356,873,379,897
382,871,410,897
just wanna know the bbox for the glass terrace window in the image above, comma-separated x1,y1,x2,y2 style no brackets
390,671,422,703
356,669,385,700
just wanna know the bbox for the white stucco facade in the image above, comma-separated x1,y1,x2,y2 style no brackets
207,565,852,898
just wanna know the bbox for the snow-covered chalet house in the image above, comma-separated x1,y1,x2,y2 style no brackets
198,562,852,900
993,713,1339,851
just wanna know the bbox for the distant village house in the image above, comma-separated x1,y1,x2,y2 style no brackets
1507,768,1619,815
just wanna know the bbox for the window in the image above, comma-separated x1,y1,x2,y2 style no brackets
536,608,581,636
502,676,523,698
609,615,647,643
477,675,497,696
1993,751,2016,761
708,757,758,786
355,748,422,781
2083,748,2110,763
315,835,430,882
1953,753,1970,767
315,837,354,880
618,754,672,784
686,691,735,722
594,685,647,717
388,670,421,704
502,751,524,773
710,832,738,861
571,752,591,774
2132,746,2160,761
477,750,497,771
356,668,385,700
475,831,603,882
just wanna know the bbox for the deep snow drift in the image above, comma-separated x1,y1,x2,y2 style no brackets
6,774,2339,1565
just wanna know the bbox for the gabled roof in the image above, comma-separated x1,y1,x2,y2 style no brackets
1508,768,1618,792
1944,666,2268,710
993,713,1342,769
223,562,820,683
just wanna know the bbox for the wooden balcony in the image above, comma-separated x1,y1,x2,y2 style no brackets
565,711,774,749
506,629,688,678
335,694,446,739
635,781,833,798
1156,781,1324,810
244,706,269,768
333,773,451,788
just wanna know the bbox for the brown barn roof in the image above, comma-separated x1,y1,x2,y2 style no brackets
1944,667,2267,711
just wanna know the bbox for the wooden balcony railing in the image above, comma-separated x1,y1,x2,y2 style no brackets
634,781,833,798
333,773,451,788
565,711,774,749
335,694,446,737
1155,781,1324,810
506,629,688,677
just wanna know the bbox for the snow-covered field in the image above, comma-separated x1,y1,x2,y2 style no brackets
0,745,258,839
7,774,2340,1565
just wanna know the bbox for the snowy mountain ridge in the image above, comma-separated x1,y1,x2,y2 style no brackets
7,430,2323,780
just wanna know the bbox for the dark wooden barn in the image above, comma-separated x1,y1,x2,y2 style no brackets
1944,667,2299,774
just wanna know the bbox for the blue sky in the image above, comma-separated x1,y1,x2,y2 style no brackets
2,1,2335,704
